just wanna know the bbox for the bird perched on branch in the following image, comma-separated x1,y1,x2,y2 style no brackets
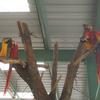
81,24,100,84
81,25,96,49
3,40,19,95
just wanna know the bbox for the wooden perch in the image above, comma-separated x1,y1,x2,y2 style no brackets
60,41,97,100
50,42,58,100
15,21,98,100
16,21,51,100
50,75,62,95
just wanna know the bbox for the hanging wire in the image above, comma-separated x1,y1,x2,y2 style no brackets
74,62,90,99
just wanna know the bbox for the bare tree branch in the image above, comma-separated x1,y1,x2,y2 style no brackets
16,21,51,100
60,40,97,100
50,75,61,94
50,42,58,100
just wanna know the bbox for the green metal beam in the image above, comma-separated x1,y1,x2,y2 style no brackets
86,54,98,100
96,0,100,31
34,0,49,49
19,49,75,61
95,0,100,100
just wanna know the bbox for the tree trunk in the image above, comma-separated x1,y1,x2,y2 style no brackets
17,21,51,100
50,42,58,100
14,22,97,100
60,41,96,100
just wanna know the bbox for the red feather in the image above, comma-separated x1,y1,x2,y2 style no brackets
4,65,12,95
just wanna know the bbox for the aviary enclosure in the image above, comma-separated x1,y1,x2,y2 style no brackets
0,22,100,100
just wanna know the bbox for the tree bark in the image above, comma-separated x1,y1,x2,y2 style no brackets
17,21,51,100
60,41,96,100
50,42,58,100
14,22,97,100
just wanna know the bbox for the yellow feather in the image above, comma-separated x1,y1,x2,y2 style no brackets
0,39,8,58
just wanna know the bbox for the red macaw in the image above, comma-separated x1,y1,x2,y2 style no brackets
83,26,100,84
81,25,96,49
84,30,100,84
84,25,96,44
4,42,18,95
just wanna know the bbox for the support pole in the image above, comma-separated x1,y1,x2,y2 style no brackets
95,0,100,99
86,55,98,100
34,0,49,49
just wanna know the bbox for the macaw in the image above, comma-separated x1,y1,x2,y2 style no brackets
81,25,100,84
10,42,18,59
0,38,12,95
82,25,96,49
84,30,100,84
4,41,19,95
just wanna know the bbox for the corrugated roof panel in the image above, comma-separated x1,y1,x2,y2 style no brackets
0,0,96,49
47,13,95,19
43,0,97,49
44,0,95,5
45,5,96,13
